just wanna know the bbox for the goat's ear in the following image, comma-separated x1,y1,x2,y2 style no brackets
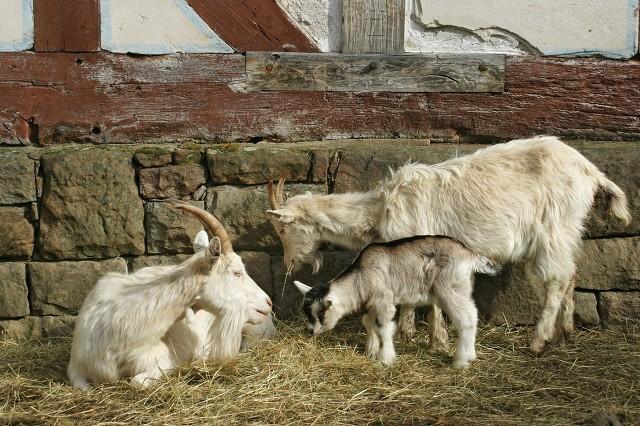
193,229,209,253
294,280,312,295
206,236,221,263
322,300,332,310
266,209,296,224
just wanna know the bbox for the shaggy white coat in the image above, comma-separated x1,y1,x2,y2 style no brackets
295,236,501,367
68,233,273,390
269,136,631,352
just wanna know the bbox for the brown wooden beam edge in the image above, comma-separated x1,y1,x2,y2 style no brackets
34,0,100,52
245,52,506,93
186,0,319,52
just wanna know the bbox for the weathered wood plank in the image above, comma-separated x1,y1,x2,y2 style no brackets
342,0,405,53
0,53,245,86
246,52,505,92
34,0,100,52
186,0,319,52
1,54,640,143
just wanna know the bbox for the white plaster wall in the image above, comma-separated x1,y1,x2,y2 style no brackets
277,0,639,58
276,0,342,52
101,0,232,54
410,0,639,58
0,0,33,52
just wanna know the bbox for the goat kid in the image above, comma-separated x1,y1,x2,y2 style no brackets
68,203,272,390
268,136,631,353
295,235,501,367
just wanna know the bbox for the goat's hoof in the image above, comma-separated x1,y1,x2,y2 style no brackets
378,353,396,366
452,358,472,369
397,330,415,340
428,340,449,353
529,338,547,355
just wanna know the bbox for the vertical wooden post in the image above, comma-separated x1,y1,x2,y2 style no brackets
34,0,100,52
342,0,405,53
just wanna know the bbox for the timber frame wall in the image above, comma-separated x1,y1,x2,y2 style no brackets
1,0,639,145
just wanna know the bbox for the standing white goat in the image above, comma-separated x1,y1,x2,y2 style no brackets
67,203,273,390
267,136,631,353
294,235,501,367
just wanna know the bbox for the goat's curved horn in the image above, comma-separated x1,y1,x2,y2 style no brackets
276,177,286,204
169,200,233,253
268,180,279,209
268,177,286,209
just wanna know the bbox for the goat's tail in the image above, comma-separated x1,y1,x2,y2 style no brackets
473,256,502,276
598,176,632,226
67,361,91,391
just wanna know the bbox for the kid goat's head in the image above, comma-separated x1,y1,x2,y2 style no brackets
267,178,323,274
173,202,272,325
293,280,342,336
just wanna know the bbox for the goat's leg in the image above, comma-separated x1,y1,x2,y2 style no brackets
129,343,175,388
436,288,478,368
397,306,416,339
427,305,449,352
551,275,576,346
530,276,573,354
362,312,381,359
375,304,397,365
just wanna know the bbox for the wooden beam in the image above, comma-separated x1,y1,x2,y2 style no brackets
342,0,405,53
246,52,505,92
1,53,640,144
186,0,319,52
34,0,100,52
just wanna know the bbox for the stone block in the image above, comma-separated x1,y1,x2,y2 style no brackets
579,142,640,237
38,149,145,259
206,183,324,251
0,153,36,204
134,148,173,168
173,148,204,165
0,315,75,339
332,144,479,193
207,145,311,184
0,206,34,258
576,237,640,291
145,201,205,254
574,292,599,326
139,164,207,199
29,258,128,315
0,263,29,318
239,251,273,296
598,292,640,326
272,251,356,318
474,262,545,325
130,254,191,271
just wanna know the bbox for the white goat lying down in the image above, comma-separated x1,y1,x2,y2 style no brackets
294,235,501,367
68,203,273,390
268,136,631,353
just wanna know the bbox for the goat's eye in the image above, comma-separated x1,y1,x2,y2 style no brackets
234,271,243,278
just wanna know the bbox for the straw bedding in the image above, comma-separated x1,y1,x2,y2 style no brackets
1,319,638,425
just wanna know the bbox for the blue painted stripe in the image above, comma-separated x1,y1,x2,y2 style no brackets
0,0,34,52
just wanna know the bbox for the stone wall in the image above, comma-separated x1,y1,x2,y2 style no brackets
0,140,639,337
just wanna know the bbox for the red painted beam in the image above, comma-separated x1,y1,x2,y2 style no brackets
34,0,100,52
1,53,640,144
187,0,319,52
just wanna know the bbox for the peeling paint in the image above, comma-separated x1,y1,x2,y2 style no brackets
276,0,341,52
276,0,638,58
411,0,638,59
